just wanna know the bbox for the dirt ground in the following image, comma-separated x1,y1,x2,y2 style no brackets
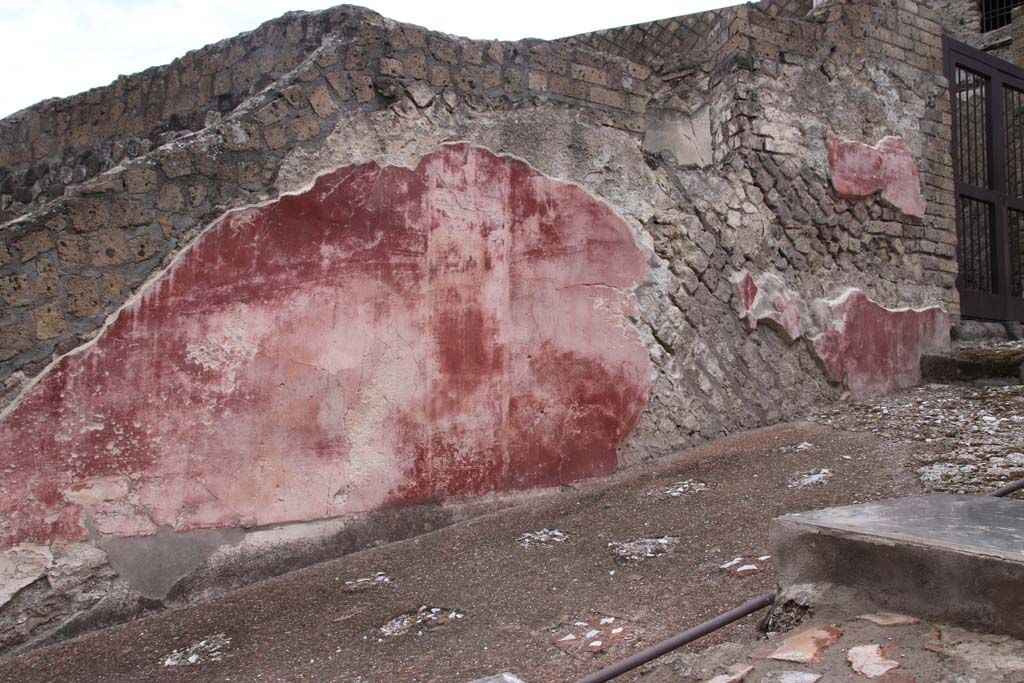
1,380,1020,683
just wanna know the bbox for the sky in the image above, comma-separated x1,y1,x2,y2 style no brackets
0,0,738,119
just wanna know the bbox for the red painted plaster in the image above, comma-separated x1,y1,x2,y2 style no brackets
826,131,926,218
0,145,650,547
731,271,803,343
812,289,950,399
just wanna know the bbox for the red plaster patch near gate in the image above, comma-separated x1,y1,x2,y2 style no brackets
813,289,950,399
826,131,926,218
0,144,650,547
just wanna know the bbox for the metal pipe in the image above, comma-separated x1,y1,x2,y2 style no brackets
574,592,776,683
988,477,1024,497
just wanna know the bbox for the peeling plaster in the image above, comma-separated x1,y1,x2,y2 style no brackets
733,270,950,398
0,144,650,549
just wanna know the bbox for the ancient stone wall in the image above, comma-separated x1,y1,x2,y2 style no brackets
0,7,652,224
0,0,958,656
934,0,983,43
935,0,1019,61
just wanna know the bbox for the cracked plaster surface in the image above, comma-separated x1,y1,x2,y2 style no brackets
0,144,649,548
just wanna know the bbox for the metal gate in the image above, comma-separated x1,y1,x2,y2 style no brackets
945,37,1024,321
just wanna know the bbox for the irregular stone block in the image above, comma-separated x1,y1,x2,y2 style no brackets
826,131,926,218
0,144,649,548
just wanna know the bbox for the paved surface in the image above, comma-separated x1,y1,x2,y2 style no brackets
2,380,1021,682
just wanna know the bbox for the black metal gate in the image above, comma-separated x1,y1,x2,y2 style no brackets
945,37,1024,321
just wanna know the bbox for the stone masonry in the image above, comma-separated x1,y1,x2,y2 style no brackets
0,0,965,656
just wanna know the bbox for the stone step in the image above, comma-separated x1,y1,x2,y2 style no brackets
920,346,1024,384
770,494,1024,639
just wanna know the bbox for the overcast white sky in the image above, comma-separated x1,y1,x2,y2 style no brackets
0,0,738,119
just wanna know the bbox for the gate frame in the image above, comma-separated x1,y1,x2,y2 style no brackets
944,35,1024,322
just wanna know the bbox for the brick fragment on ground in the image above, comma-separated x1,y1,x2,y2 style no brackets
847,643,900,678
749,625,842,663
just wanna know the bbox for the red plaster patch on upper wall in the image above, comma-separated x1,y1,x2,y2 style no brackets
826,131,927,218
812,289,950,399
0,144,650,548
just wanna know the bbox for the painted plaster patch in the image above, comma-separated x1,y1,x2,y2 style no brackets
811,289,950,398
826,131,926,217
731,271,803,343
0,144,650,548
732,270,950,399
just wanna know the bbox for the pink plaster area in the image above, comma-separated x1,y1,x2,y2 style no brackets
812,289,950,399
732,270,950,400
730,271,803,343
826,131,927,218
0,144,650,547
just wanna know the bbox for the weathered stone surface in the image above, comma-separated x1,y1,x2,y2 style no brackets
66,277,102,317
643,106,712,167
0,325,34,361
30,302,64,339
811,289,950,399
0,144,649,547
15,233,52,262
771,495,1024,640
66,198,108,232
0,544,51,608
123,168,158,194
826,132,927,218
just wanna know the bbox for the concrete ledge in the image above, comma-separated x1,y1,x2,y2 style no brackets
921,347,1024,383
770,494,1024,638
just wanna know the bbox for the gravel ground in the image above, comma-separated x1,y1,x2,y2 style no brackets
812,383,1024,494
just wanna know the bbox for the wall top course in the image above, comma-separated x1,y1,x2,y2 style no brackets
0,5,657,226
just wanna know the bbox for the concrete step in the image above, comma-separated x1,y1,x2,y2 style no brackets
770,494,1024,639
920,346,1024,384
